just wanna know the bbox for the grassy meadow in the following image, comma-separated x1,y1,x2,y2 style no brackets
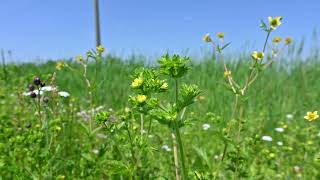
1,18,320,179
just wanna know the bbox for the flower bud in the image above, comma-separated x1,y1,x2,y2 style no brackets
28,84,35,91
40,82,46,88
34,77,41,86
30,92,37,98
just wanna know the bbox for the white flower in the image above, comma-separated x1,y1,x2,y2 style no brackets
277,141,283,146
262,136,273,142
275,127,284,133
40,86,56,92
92,149,99,154
202,123,210,130
22,90,43,96
58,91,70,97
286,114,293,120
22,92,32,96
161,145,171,152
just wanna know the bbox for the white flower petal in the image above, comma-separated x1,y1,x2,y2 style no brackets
275,127,284,133
202,123,210,130
262,136,273,142
58,91,70,97
286,114,293,120
277,141,283,146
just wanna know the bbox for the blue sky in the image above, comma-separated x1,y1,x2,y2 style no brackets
0,0,319,62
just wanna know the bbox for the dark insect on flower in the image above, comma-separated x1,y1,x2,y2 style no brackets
40,82,46,87
30,92,37,98
43,96,49,103
28,84,35,91
34,77,41,86
26,122,32,128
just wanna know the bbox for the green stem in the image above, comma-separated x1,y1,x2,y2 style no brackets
174,79,187,179
263,31,271,53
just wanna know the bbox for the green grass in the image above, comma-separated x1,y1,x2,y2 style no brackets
1,53,320,179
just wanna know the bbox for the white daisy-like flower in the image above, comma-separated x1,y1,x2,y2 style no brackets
277,141,283,146
262,136,273,142
202,123,210,130
286,114,293,120
40,86,56,92
275,127,284,133
161,145,171,152
58,91,70,97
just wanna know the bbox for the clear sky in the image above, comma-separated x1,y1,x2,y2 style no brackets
0,0,319,62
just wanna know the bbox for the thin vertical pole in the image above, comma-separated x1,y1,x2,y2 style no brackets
94,0,101,46
1,49,7,82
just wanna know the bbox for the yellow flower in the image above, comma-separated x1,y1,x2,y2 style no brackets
136,95,147,103
160,82,168,90
251,51,264,61
131,78,143,88
224,70,231,78
203,33,212,42
285,37,293,44
96,45,105,54
197,95,205,102
272,36,282,43
216,32,225,39
76,55,83,62
304,111,319,121
55,62,65,71
268,16,282,30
